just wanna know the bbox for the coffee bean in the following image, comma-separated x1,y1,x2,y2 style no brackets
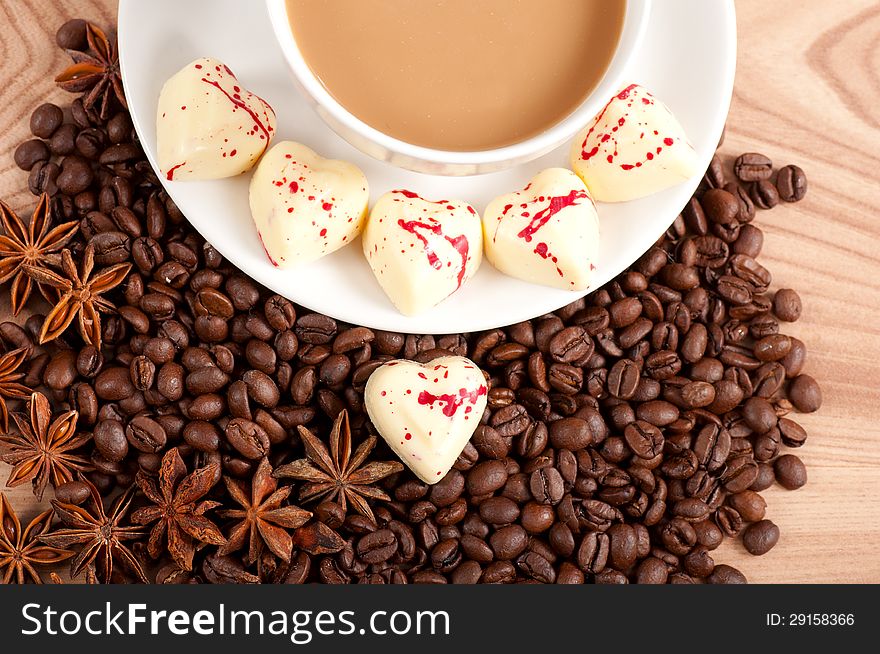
702,189,740,224
775,454,807,490
15,139,51,171
708,564,747,584
56,18,88,50
224,418,270,459
742,519,780,555
94,367,135,401
728,490,767,523
479,497,520,525
125,415,167,453
54,480,91,505
742,397,777,434
94,419,129,462
548,327,593,363
529,467,564,505
750,179,780,210
608,297,643,329
776,165,807,202
489,525,528,560
30,103,64,139
358,529,398,564
520,502,555,534
734,153,773,182
490,404,530,437
636,557,668,584
788,374,822,413
624,420,664,459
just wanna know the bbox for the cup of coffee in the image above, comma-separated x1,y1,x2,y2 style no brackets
266,0,651,175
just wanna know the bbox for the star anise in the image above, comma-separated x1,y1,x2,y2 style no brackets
23,244,131,351
0,494,74,584
49,565,98,584
55,22,126,119
0,391,91,500
39,479,147,583
274,410,403,523
131,448,226,571
0,348,30,434
0,194,77,316
218,457,312,564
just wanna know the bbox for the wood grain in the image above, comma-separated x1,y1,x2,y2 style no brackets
0,0,878,583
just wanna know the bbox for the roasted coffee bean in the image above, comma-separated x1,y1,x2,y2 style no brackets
624,420,664,459
490,404,530,437
520,502,555,534
242,369,280,408
94,367,135,401
547,327,592,364
14,139,50,171
742,519,780,555
788,374,822,413
54,480,91,506
776,165,807,202
741,396,777,434
183,421,221,453
56,155,94,195
358,530,398,564
56,18,88,50
125,415,167,453
750,179,780,210
724,182,757,224
775,454,807,490
129,355,156,391
90,230,132,265
30,103,64,140
548,417,591,450
708,564,747,584
529,467,564,505
733,223,764,259
575,531,609,573
722,456,759,493
467,460,508,496
728,490,767,523
702,189,740,225
771,288,802,323
489,525,528,560
778,417,807,448
606,359,640,400
94,419,129,463
636,557,669,584
734,153,773,182
225,418,270,459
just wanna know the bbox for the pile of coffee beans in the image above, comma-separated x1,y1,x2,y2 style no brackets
0,19,818,584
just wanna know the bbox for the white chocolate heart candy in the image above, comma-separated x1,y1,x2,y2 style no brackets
483,168,599,291
362,190,483,315
157,57,276,181
570,83,700,202
249,141,369,268
365,356,487,484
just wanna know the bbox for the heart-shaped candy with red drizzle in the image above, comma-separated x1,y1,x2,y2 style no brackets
570,83,699,202
364,356,487,484
249,141,369,268
483,168,600,291
157,57,276,181
362,190,483,315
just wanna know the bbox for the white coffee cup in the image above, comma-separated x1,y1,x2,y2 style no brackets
266,0,652,176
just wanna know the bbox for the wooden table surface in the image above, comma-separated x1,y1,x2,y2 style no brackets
0,0,878,583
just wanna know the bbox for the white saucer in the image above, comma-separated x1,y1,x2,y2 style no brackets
118,0,736,334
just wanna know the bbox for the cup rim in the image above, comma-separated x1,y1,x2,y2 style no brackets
266,0,652,170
